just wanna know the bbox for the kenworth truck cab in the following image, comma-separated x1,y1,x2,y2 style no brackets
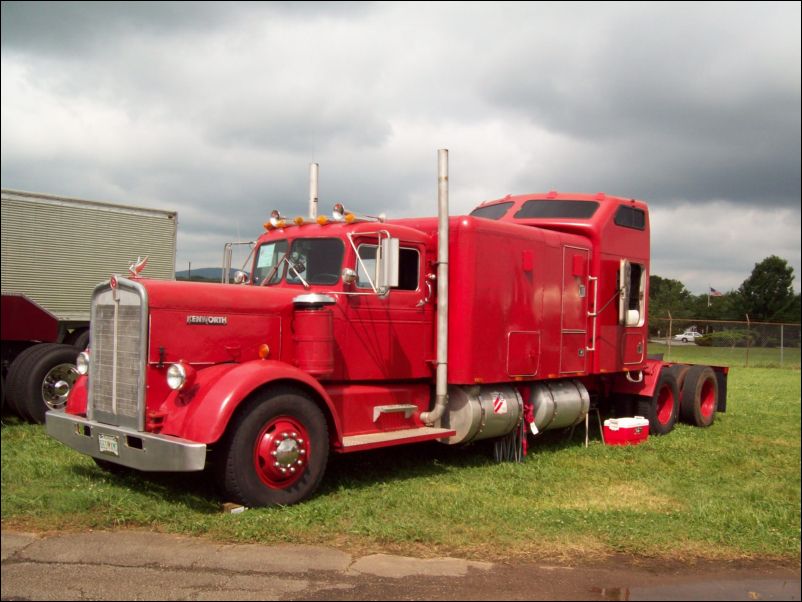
47,151,727,507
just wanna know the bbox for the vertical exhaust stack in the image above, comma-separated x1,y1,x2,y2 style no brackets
309,163,319,219
421,149,449,426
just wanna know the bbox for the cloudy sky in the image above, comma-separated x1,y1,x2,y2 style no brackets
2,1,800,293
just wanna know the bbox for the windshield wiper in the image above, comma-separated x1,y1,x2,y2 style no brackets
286,257,310,289
261,252,310,289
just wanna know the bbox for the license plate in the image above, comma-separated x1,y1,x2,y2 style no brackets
98,434,119,456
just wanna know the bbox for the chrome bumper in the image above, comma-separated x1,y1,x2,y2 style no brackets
46,410,207,472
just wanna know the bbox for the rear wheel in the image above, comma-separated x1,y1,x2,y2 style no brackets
217,388,329,507
636,368,679,436
679,366,718,427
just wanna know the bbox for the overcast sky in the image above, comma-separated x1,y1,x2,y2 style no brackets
2,1,800,293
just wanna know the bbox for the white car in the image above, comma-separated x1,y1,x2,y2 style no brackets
673,330,704,343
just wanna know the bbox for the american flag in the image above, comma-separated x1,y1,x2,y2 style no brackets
709,287,723,297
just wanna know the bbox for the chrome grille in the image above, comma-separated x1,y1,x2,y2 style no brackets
89,278,148,429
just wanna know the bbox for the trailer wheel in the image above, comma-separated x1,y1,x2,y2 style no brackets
13,344,79,423
217,388,329,507
679,366,718,427
5,344,47,419
636,368,679,436
73,329,90,351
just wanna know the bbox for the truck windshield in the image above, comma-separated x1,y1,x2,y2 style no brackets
253,238,345,286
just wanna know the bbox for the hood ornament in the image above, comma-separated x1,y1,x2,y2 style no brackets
128,256,148,277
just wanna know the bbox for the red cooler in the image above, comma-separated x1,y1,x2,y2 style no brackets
603,417,649,446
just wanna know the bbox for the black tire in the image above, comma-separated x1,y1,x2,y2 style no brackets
666,364,691,391
636,368,680,436
73,329,90,351
679,365,718,427
216,387,329,507
15,344,79,424
5,343,49,419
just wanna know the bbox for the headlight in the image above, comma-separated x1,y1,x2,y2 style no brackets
76,351,90,375
166,363,187,390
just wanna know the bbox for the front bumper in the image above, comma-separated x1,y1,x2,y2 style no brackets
46,410,207,472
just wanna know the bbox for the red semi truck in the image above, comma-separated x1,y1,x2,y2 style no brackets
46,151,726,507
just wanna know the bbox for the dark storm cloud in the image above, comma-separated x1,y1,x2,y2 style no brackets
0,2,231,56
1,1,799,291
0,1,373,56
486,3,801,207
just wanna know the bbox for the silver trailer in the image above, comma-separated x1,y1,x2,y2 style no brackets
1,189,177,422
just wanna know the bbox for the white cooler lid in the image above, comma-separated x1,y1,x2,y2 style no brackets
604,416,649,430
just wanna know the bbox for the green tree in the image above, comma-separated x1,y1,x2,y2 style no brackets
737,256,796,322
649,275,692,320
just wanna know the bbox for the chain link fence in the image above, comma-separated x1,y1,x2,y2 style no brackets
649,317,801,368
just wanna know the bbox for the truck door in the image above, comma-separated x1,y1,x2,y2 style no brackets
619,258,647,365
560,246,590,374
339,239,433,380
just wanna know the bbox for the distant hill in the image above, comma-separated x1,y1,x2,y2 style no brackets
176,267,231,282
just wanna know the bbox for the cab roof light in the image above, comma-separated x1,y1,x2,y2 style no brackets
332,203,348,222
266,209,287,230
332,202,382,224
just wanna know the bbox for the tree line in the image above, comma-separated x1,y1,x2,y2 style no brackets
649,255,801,324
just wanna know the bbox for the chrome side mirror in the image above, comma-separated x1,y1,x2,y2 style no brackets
341,267,357,285
377,237,399,292
234,270,250,284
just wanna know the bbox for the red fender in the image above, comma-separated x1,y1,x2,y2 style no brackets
610,358,664,398
157,360,342,446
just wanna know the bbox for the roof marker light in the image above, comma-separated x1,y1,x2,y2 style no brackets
269,209,285,228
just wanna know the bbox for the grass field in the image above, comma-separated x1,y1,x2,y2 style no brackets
2,366,800,563
650,341,801,369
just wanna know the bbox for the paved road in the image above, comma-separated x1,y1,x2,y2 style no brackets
2,530,799,600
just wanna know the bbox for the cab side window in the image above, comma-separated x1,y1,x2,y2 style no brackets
356,244,419,291
398,248,419,291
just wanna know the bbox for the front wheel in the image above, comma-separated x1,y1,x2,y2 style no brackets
216,388,329,507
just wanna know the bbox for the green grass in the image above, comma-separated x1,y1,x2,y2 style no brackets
650,341,801,369
2,367,800,562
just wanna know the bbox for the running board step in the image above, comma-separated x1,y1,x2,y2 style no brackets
341,427,455,453
372,404,418,422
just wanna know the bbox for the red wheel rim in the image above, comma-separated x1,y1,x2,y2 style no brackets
253,416,311,489
699,378,716,418
656,384,675,425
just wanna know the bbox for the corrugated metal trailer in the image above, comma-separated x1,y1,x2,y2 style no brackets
1,189,177,423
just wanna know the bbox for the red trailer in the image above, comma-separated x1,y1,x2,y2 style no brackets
46,151,726,507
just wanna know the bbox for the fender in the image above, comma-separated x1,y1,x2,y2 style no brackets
157,360,343,446
609,358,664,398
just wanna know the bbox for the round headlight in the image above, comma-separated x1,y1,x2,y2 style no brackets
166,363,187,390
76,351,90,375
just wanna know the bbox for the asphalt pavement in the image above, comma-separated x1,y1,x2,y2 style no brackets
2,530,800,601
